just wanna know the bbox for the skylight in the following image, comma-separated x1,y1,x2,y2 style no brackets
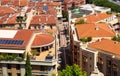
0,30,17,38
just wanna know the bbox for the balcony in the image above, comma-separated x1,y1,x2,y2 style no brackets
32,70,48,76
0,47,57,66
31,47,56,61
0,54,24,62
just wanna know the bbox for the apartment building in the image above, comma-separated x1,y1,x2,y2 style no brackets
84,13,118,25
69,22,116,75
63,0,86,11
88,39,120,76
0,29,58,76
0,0,28,6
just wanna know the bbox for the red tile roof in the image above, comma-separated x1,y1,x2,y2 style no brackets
85,13,114,23
35,6,57,15
30,15,56,25
32,34,54,47
64,0,85,4
0,15,9,24
13,0,28,6
88,39,120,56
76,23,116,38
7,13,18,24
0,7,16,14
0,29,34,49
1,0,12,5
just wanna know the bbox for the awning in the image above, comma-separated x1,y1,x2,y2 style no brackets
0,49,25,54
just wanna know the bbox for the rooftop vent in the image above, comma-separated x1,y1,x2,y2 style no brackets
114,41,118,44
95,24,99,30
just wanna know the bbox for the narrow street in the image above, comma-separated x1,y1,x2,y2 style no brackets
57,20,69,69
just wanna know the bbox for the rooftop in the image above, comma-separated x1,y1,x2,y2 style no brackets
32,34,55,47
30,15,56,25
85,13,114,23
76,23,116,38
88,38,120,57
0,29,34,49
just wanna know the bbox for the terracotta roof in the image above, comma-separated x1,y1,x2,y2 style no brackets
30,15,56,25
1,0,12,5
7,13,18,24
0,29,34,49
85,13,114,23
0,7,16,14
64,0,73,3
76,23,116,38
13,0,28,6
64,0,85,4
0,15,9,24
35,1,61,6
88,39,120,56
32,34,54,47
45,28,57,34
35,6,57,15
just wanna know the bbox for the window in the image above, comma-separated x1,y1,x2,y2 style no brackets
90,65,92,68
8,73,12,76
7,64,11,69
17,73,20,76
40,66,48,71
16,64,20,70
90,57,92,60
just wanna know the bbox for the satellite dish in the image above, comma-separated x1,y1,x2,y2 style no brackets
43,4,48,12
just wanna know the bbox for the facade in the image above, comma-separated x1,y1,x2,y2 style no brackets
88,39,120,76
69,10,117,74
0,29,58,76
84,12,118,25
63,0,86,11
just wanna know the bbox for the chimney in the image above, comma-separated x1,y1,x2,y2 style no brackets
46,16,48,22
97,39,101,42
95,23,99,30
114,41,118,44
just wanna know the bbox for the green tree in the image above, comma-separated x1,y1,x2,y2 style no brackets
62,11,68,21
112,36,120,42
75,19,85,25
92,0,120,12
25,53,32,76
58,64,87,76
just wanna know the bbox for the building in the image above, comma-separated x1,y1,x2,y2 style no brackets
0,29,58,76
63,0,86,11
75,12,118,25
69,22,116,75
88,38,120,76
80,4,111,13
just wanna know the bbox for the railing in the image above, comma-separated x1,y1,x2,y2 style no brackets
0,59,57,66
32,71,48,75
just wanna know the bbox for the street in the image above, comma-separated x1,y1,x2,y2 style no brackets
57,20,69,69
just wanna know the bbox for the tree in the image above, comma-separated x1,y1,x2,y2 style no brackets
92,0,120,12
25,53,32,76
62,11,68,21
58,64,87,76
112,36,120,42
16,15,27,29
80,37,92,43
75,19,85,25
